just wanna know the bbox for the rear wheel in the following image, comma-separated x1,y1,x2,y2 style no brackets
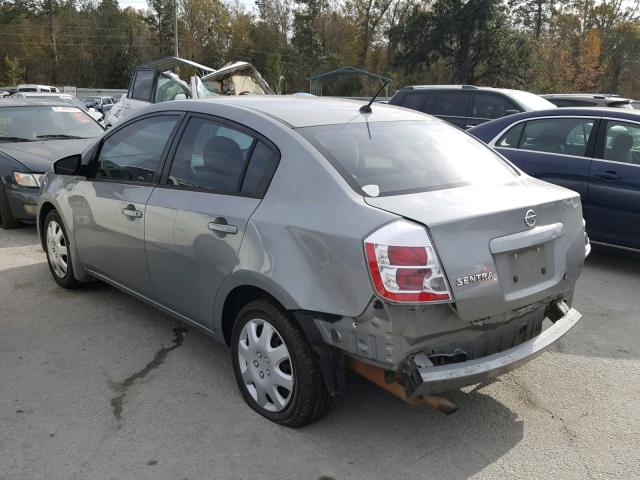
44,210,78,289
231,299,330,427
0,183,21,229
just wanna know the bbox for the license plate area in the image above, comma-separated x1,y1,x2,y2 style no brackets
494,240,560,299
508,245,547,287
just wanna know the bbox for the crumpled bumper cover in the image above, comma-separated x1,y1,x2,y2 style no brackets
405,301,581,397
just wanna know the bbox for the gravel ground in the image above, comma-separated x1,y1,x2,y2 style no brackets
1,226,639,480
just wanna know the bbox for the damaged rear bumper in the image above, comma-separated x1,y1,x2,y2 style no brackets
404,301,581,397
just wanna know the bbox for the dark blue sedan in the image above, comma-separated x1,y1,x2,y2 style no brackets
470,108,640,251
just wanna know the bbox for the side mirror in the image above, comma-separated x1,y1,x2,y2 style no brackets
175,93,187,100
505,109,520,116
54,154,82,176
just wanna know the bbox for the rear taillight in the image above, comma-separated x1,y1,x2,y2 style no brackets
364,220,453,303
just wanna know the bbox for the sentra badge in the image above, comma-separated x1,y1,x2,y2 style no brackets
456,271,496,286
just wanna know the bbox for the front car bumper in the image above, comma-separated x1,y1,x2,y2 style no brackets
404,302,581,396
5,184,40,222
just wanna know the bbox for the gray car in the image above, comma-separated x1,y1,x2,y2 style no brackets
36,97,588,426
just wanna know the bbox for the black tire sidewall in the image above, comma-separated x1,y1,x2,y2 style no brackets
231,300,314,425
44,210,76,288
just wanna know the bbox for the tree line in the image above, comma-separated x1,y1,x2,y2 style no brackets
1,0,639,97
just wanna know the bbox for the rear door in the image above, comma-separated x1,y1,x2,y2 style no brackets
145,114,279,328
586,119,640,249
73,113,182,295
430,92,470,128
493,116,599,202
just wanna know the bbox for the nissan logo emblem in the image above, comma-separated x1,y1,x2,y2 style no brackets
524,209,536,228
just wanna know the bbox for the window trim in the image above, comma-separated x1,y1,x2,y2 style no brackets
593,118,640,165
87,111,186,186
157,112,281,199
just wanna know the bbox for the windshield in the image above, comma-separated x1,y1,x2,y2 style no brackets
508,90,556,110
0,105,104,142
298,119,518,196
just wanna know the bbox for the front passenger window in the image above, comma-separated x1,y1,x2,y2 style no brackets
602,121,640,164
96,116,179,183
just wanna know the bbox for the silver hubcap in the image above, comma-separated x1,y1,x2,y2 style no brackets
238,319,294,412
46,220,68,278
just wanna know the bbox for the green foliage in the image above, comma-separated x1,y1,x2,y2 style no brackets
0,0,638,98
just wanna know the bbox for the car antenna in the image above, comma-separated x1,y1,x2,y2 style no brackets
359,80,389,114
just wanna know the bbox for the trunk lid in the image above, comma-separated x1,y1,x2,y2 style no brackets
365,177,585,322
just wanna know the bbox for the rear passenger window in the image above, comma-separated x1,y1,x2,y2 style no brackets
166,117,278,196
401,92,429,111
504,118,595,156
168,117,253,193
432,93,467,117
472,93,516,119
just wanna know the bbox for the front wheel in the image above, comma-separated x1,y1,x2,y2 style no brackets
231,299,330,427
44,210,79,289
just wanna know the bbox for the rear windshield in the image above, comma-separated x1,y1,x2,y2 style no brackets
298,119,518,196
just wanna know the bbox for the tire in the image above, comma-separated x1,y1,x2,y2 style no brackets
0,183,21,229
44,210,79,289
231,299,330,427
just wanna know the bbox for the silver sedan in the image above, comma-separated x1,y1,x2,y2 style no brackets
37,97,588,426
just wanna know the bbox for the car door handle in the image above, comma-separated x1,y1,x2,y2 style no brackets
208,220,237,234
594,171,622,181
122,205,142,218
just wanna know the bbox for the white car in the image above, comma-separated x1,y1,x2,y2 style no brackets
111,56,273,127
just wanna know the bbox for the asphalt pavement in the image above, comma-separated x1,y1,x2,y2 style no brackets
1,226,639,480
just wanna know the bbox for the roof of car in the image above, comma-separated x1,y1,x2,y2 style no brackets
399,85,524,94
501,106,640,119
0,99,76,107
151,96,430,128
14,92,73,97
469,107,640,138
541,93,632,102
